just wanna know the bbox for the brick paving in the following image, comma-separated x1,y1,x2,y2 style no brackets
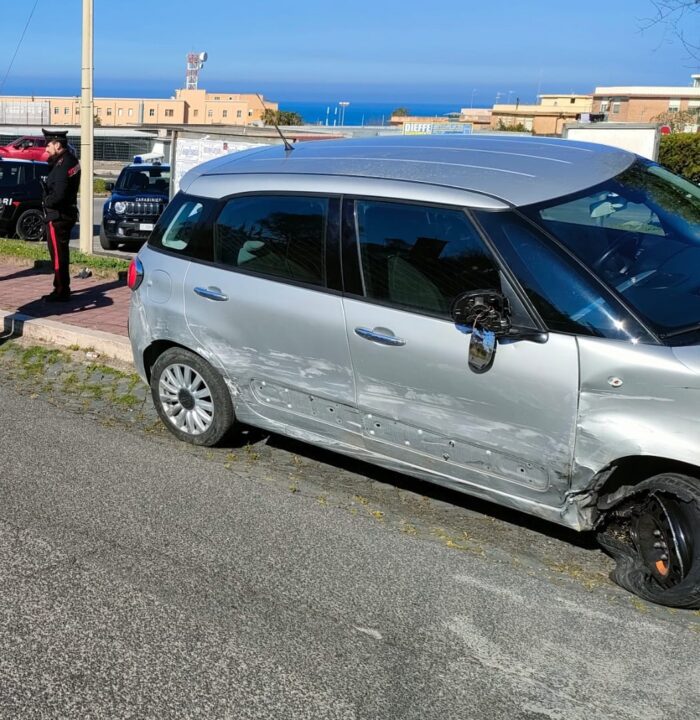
0,261,129,337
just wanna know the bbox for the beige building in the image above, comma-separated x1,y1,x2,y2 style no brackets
592,76,700,122
491,94,592,135
458,108,492,130
0,89,277,127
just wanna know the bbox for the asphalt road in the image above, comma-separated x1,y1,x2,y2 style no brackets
0,370,698,719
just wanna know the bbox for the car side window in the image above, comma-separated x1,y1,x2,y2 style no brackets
148,192,214,261
0,163,22,187
354,200,500,317
214,195,327,287
476,210,653,343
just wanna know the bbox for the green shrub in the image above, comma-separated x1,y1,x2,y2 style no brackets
658,133,700,184
93,177,109,194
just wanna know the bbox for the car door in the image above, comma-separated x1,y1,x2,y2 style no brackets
0,162,24,211
28,139,46,161
183,193,362,445
341,198,580,509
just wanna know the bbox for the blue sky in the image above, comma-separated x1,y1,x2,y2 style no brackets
0,0,697,105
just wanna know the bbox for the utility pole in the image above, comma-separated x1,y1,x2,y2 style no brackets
79,0,94,254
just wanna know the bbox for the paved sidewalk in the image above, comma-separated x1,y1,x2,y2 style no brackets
0,261,132,362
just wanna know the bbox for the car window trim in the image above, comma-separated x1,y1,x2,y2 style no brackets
210,190,340,293
339,195,543,329
509,207,662,345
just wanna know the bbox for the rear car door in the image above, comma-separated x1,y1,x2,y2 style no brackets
341,198,580,510
183,193,361,445
0,162,24,232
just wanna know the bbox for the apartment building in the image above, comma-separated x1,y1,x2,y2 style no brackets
0,89,277,127
592,75,700,122
490,94,592,135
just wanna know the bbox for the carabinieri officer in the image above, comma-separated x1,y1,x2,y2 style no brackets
41,128,80,302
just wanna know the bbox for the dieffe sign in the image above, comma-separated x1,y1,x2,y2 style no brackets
403,122,472,135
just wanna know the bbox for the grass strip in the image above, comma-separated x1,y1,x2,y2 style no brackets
0,237,130,274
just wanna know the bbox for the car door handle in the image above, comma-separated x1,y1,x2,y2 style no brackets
194,286,229,301
354,327,406,346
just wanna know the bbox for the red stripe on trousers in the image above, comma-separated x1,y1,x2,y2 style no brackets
49,222,60,272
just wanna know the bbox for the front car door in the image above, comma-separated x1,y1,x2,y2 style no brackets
340,197,581,513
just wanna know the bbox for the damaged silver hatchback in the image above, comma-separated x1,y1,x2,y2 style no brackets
128,135,700,608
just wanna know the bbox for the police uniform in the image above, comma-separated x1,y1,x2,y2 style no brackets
42,129,80,301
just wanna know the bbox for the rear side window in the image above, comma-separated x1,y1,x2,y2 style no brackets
0,163,23,187
148,192,214,261
214,195,328,287
354,200,500,317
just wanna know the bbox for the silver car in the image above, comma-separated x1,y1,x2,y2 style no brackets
127,135,700,609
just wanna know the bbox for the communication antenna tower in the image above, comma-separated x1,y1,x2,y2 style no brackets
185,51,208,90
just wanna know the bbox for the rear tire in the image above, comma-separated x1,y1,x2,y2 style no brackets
15,209,44,241
598,473,700,609
99,226,118,250
150,347,234,447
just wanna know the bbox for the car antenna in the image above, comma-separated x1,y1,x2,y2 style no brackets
256,93,294,152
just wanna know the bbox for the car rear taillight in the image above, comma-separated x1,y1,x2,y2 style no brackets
127,257,144,291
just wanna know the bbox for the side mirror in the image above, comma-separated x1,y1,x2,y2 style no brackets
451,290,511,374
105,182,114,191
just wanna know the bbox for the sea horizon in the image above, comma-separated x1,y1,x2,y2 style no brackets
276,100,483,126
2,80,490,127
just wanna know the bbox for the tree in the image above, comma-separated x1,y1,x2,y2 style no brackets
279,111,303,126
495,119,529,133
261,108,278,126
652,108,700,133
642,1,699,59
262,109,304,126
392,107,410,117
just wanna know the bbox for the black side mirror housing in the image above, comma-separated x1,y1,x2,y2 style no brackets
452,290,512,374
451,290,511,336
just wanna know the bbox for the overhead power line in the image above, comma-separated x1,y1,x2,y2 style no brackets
0,0,41,96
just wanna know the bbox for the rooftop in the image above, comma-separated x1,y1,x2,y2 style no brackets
594,86,700,97
186,134,636,207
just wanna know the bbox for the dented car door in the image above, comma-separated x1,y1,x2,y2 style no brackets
341,198,580,512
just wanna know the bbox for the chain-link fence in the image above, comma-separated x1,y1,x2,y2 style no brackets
0,133,169,162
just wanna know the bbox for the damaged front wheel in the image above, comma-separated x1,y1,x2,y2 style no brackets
598,473,700,609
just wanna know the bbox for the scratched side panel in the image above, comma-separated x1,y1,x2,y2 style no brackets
573,336,700,490
129,246,224,381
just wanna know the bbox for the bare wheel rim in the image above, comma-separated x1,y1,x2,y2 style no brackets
632,493,693,588
158,363,215,435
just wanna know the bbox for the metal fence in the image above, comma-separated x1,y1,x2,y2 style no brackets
0,133,169,162
0,102,50,125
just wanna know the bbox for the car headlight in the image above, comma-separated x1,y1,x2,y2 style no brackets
113,201,127,215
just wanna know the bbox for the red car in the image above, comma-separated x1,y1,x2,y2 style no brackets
0,136,49,161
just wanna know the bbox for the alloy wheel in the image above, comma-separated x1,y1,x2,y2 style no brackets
158,363,215,436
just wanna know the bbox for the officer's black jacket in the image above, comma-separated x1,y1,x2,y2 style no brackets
44,150,81,221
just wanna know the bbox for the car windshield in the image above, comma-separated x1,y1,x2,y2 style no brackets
115,166,170,193
521,159,700,342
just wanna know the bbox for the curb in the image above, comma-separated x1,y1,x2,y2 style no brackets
1,309,133,364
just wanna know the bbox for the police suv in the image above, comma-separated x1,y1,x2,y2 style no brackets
100,162,170,250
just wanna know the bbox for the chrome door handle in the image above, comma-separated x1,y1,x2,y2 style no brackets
194,286,229,301
354,327,406,346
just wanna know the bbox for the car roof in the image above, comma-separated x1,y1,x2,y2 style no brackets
125,163,170,170
186,134,636,207
0,157,48,165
